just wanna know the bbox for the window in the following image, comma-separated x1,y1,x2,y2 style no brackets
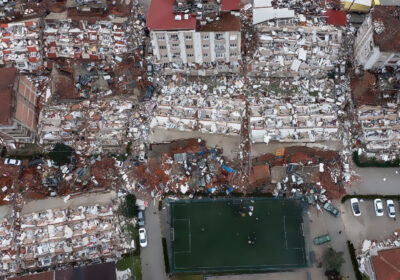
170,34,178,41
216,52,225,58
215,43,224,51
185,35,192,40
231,52,237,56
158,35,165,40
202,35,209,40
162,54,168,58
215,33,224,40
172,52,180,58
203,44,209,48
187,54,194,57
203,53,208,57
186,45,193,49
172,43,179,48
159,45,166,50
230,43,237,48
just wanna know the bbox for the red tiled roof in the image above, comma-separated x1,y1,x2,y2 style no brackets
146,0,196,31
221,0,240,11
326,9,347,26
372,248,400,280
0,67,17,125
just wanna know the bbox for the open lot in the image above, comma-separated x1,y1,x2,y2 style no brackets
169,198,308,273
341,198,400,248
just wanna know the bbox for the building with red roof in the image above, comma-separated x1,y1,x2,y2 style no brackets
146,0,241,73
354,6,400,70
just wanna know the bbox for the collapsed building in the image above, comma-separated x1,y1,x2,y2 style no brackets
146,0,241,75
38,99,135,154
0,18,42,72
249,96,340,144
150,87,245,135
249,0,344,78
354,6,400,71
0,192,133,277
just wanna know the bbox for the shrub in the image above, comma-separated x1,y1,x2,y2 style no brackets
120,194,138,218
162,237,170,274
347,241,363,280
48,143,74,166
353,151,400,168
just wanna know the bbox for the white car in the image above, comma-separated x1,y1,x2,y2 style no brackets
115,160,123,168
4,158,21,166
350,198,361,216
139,228,147,248
387,200,396,218
374,199,384,216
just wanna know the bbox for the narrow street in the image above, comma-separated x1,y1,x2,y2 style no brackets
140,201,167,280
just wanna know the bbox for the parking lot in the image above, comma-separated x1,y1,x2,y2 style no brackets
341,199,400,248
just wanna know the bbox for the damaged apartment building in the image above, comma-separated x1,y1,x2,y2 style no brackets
249,0,344,78
0,194,133,277
38,99,134,154
0,67,39,146
150,86,245,135
353,6,400,161
146,0,241,75
354,6,400,70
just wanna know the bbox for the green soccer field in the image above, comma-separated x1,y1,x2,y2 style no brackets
169,198,308,273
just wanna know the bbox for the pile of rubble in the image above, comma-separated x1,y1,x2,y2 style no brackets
0,192,133,277
38,99,135,154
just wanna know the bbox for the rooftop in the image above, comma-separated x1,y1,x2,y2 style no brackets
146,0,196,31
0,68,17,125
196,12,240,32
371,6,400,53
372,248,400,280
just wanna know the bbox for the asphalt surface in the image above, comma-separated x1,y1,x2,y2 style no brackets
140,201,167,280
309,207,356,280
350,166,400,195
341,198,400,248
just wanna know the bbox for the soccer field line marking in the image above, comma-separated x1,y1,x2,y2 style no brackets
174,262,306,270
283,216,304,251
173,218,192,254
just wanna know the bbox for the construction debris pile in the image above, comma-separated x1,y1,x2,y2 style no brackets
38,99,135,154
43,15,128,61
248,0,345,78
150,84,245,135
249,96,341,143
0,192,133,277
0,18,42,72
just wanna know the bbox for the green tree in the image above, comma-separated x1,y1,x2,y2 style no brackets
323,248,345,273
48,143,74,166
119,194,138,218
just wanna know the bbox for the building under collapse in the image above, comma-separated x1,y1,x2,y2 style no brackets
249,0,343,78
354,6,400,70
146,0,241,75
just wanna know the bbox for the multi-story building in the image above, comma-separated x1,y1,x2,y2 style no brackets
354,6,400,70
146,0,241,74
0,68,38,145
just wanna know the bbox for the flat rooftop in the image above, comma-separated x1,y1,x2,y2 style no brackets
0,68,17,125
372,6,400,53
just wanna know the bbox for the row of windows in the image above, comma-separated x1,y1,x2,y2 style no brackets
160,52,237,59
159,43,237,50
157,33,233,41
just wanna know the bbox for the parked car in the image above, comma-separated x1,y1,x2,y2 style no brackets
28,158,43,167
139,228,147,247
138,210,145,226
323,202,340,217
374,199,384,216
115,160,123,168
387,200,396,218
147,63,153,77
350,198,361,216
143,85,155,101
4,158,21,166
313,234,331,245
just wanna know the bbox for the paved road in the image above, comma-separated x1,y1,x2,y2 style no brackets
140,201,167,280
308,207,355,280
350,166,400,195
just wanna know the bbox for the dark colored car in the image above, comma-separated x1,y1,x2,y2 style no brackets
323,202,340,217
144,85,155,101
147,63,153,77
